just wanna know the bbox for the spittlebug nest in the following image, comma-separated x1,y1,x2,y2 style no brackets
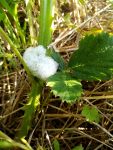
23,45,59,80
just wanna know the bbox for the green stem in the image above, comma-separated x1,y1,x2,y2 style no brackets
18,80,43,139
38,0,54,47
0,27,32,78
0,131,32,150
26,0,36,45
18,0,55,139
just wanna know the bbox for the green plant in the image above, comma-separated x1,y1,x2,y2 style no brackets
38,0,54,47
53,139,84,150
53,139,60,150
18,0,55,140
0,0,25,45
48,32,113,102
81,105,100,123
0,0,54,148
47,32,113,123
0,131,32,150
72,144,84,150
1,0,113,149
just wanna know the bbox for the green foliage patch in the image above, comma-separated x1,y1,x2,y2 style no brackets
82,105,100,123
53,139,60,150
47,32,113,124
0,140,13,149
68,33,113,80
47,72,82,103
48,32,113,103
72,144,84,150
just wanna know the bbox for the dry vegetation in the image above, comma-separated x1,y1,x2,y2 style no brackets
1,0,113,149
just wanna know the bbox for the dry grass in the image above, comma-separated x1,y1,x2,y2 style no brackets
1,0,113,149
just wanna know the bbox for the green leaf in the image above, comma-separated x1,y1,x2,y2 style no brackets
50,49,65,71
0,0,14,16
0,140,13,149
72,144,84,150
81,105,100,123
53,139,60,150
68,32,113,81
47,72,83,103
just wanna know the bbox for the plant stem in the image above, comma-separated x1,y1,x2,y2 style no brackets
18,0,55,140
18,80,43,139
0,131,32,150
38,0,54,47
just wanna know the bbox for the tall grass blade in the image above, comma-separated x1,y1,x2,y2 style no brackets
38,0,54,47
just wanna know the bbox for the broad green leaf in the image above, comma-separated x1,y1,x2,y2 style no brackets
72,144,84,150
47,72,82,103
68,32,113,81
81,105,100,123
53,139,60,150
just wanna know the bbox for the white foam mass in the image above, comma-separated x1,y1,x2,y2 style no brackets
23,45,58,80
24,45,46,56
34,45,46,56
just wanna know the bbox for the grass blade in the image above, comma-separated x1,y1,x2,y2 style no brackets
38,0,54,47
